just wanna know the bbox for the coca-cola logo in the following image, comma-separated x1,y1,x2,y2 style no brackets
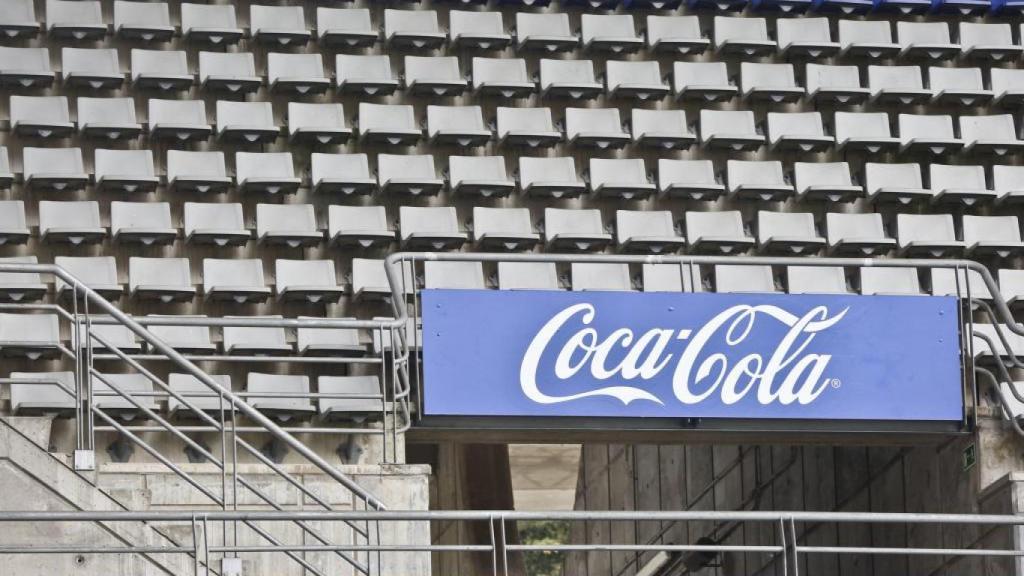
519,303,848,408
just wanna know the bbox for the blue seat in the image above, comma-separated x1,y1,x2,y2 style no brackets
751,0,813,11
930,0,990,13
810,0,874,12
686,0,748,10
874,0,932,11
992,0,1024,13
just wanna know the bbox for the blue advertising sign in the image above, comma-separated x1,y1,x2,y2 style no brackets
421,290,964,422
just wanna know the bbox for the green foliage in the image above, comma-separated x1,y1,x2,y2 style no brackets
519,520,570,576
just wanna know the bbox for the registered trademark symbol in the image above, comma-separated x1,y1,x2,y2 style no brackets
830,379,842,389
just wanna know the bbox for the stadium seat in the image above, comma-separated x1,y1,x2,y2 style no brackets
70,317,143,354
859,268,923,296
896,214,964,257
92,373,158,417
972,323,1024,362
424,261,486,290
726,160,794,202
216,101,279,145
714,17,775,56
898,114,962,155
539,59,602,100
0,0,40,39
110,201,176,245
130,49,191,92
606,61,668,101
544,208,612,252
930,0,988,14
740,63,804,103
384,9,445,49
767,112,832,152
399,206,467,250
776,18,838,58
167,374,232,415
405,56,466,97
497,262,561,290
993,166,1024,206
928,164,997,206
0,47,53,88
686,211,755,254
9,372,76,416
794,162,863,202
47,0,105,41
616,210,684,254
869,65,932,105
581,14,642,53
497,107,562,148
427,106,491,147
805,64,869,104
358,103,421,146
960,116,1024,156
700,110,763,151
224,319,292,357
571,263,632,292
834,112,900,153
642,264,701,293
631,109,695,150
39,200,104,245
129,257,195,302
958,23,1021,61
202,259,271,303
11,96,73,139
78,97,142,140
167,151,230,194
645,15,708,54
317,8,378,48
566,108,629,149
896,22,958,60
250,4,309,46
148,99,211,142
318,377,384,422
255,204,321,248
715,265,778,293
275,260,344,304
0,149,12,190
673,62,735,101
328,205,395,249
312,153,375,196
449,156,515,198
928,67,991,107
962,216,1024,258
246,374,314,421
351,259,415,301
515,13,578,52
865,162,931,205
55,256,123,300
379,154,444,196
838,20,900,58
825,213,896,256
520,157,586,198
336,55,399,96
757,212,826,255
198,51,259,94
449,10,510,50
658,159,724,201
1000,270,1024,308
268,54,328,95
114,1,173,42
236,152,301,195
181,3,242,45
297,317,364,357
0,256,46,302
288,103,351,146
588,158,654,200
94,149,159,193
787,266,850,294
472,58,535,98
472,207,539,251
991,69,1024,108
372,316,422,355
0,314,60,359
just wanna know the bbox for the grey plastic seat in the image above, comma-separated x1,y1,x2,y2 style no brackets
384,9,445,49
0,47,53,88
275,260,343,304
39,199,104,243
94,149,159,193
216,101,279,145
472,207,538,251
317,8,377,48
335,55,398,97
1000,270,1024,308
148,99,211,142
236,152,300,196
686,211,754,255
424,261,486,290
519,157,586,199
288,103,351,146
700,110,763,151
515,12,577,52
581,14,642,54
715,265,777,293
991,69,1024,108
110,201,175,245
897,21,958,60
0,200,27,245
864,162,931,205
740,63,804,103
860,268,922,296
0,0,40,39
714,16,775,56
167,373,231,415
9,372,76,415
589,158,654,200
973,323,1024,362
994,166,1024,206
930,269,991,300
250,4,309,46
91,374,158,417
10,96,73,139
149,317,215,355
544,208,611,252
497,262,560,291
268,53,328,95
358,103,420,146
805,64,869,105
47,0,105,41
868,66,932,106
129,257,195,302
825,213,896,256
631,109,695,150
427,106,490,147
55,256,122,300
450,156,514,198
198,51,260,94
0,148,12,190
777,18,838,58
78,97,141,140
572,263,632,292
793,162,862,203
181,3,242,45
224,319,292,357
726,160,793,202
658,159,723,201
963,215,1024,258
646,15,708,54
896,214,963,257
566,108,629,149
62,48,123,90
24,147,88,192
787,267,849,295
898,114,962,155
606,61,668,101
928,67,990,107
757,212,825,255
255,203,321,248
959,23,1021,61
114,1,173,42
960,115,1024,156
318,377,383,421
616,210,683,254
328,205,394,248
767,112,832,152
167,151,230,194
496,107,561,148
834,112,899,154
838,20,899,59
70,316,142,354
0,256,45,302
471,58,534,98
450,10,509,50
379,154,444,196
399,206,466,250
0,314,60,359
539,59,602,100
297,317,364,357
246,374,314,421
311,153,374,196
405,56,466,97
673,62,736,102
928,164,997,206
642,263,701,293
203,259,270,303
351,258,415,301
